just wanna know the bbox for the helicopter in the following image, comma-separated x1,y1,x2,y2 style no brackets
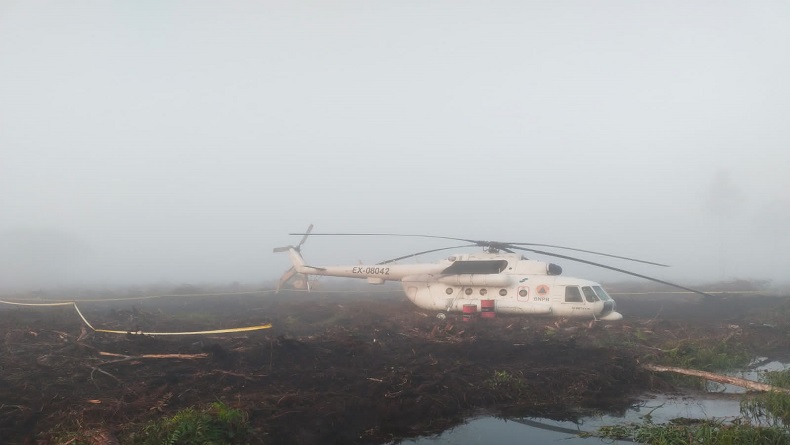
274,225,713,321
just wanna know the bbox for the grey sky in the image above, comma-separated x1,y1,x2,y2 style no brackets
1,1,789,291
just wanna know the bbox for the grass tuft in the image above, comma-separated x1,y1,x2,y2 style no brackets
484,370,528,395
593,419,790,444
764,370,790,389
126,402,251,445
657,340,752,372
741,391,790,426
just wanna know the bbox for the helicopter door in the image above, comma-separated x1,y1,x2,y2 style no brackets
517,286,529,302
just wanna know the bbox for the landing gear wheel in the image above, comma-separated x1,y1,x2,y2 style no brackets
436,312,447,320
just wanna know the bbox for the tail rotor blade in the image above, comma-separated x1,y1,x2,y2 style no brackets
298,224,314,250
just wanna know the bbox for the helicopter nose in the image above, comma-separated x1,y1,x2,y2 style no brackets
599,311,623,321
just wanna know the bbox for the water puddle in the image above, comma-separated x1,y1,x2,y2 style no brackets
399,361,789,444
397,393,752,444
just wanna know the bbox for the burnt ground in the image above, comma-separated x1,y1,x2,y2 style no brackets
1,288,789,444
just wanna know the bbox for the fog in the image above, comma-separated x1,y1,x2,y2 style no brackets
1,1,789,292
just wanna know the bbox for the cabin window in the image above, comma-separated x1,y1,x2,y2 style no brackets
519,289,528,297
479,288,488,296
564,286,583,303
499,289,507,296
593,286,613,301
446,287,454,295
582,286,599,303
465,288,473,295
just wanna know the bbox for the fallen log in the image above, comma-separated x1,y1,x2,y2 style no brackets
96,351,209,366
643,364,790,394
209,369,262,381
99,352,208,360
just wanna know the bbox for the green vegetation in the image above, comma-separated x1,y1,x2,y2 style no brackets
484,370,528,395
740,369,790,426
592,368,790,443
126,402,251,445
591,419,790,444
283,314,299,327
632,327,650,342
656,339,752,372
765,370,790,389
50,427,93,445
741,392,790,426
642,339,754,389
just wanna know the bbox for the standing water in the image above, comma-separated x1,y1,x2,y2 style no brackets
397,391,757,444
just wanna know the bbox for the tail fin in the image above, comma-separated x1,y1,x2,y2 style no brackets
273,224,313,291
276,247,310,291
277,265,309,291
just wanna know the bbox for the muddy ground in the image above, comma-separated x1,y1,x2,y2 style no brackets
1,287,789,444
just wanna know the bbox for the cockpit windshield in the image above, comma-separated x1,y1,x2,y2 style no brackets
592,286,613,301
582,286,599,302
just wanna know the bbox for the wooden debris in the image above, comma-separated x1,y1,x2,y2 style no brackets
98,351,208,360
210,369,263,381
87,365,121,383
643,364,790,394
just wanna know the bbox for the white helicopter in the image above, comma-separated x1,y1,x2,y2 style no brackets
274,226,712,321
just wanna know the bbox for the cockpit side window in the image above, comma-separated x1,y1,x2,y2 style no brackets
592,286,612,301
582,286,599,303
564,286,583,303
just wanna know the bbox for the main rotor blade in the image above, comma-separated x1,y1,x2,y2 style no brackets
287,233,526,254
507,246,715,299
507,243,669,267
289,233,667,266
288,232,479,244
377,244,478,265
